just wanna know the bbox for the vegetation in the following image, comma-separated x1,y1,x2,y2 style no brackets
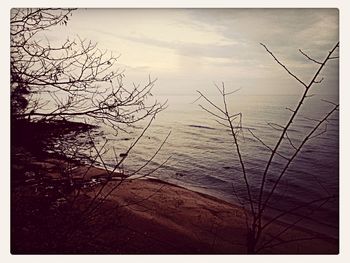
10,8,339,254
11,8,169,253
197,42,339,253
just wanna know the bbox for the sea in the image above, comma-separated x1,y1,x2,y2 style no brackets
87,93,339,239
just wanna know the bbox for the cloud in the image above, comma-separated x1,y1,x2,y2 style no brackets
184,9,338,60
41,8,339,95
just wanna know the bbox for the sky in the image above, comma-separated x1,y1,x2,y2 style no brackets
42,8,339,96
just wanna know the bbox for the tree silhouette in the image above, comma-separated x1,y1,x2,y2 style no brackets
11,8,166,131
11,8,170,252
197,42,339,253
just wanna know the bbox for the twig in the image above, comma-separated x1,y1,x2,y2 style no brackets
256,42,339,232
260,104,338,214
261,43,307,88
299,49,322,64
248,128,289,160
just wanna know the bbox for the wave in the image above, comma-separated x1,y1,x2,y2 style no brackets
188,124,216,130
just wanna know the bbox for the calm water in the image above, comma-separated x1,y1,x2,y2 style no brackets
93,93,339,238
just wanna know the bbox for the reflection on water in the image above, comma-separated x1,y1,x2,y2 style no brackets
98,94,339,238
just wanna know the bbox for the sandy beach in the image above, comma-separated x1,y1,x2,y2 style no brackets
11,153,338,254
10,8,340,256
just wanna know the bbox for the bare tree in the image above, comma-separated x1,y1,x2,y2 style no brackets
11,8,166,131
10,7,168,185
196,42,339,253
11,8,170,252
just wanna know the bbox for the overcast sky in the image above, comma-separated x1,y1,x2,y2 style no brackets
43,8,339,96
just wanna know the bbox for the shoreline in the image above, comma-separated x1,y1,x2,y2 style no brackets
67,161,338,241
139,176,338,241
11,150,338,254
127,177,338,245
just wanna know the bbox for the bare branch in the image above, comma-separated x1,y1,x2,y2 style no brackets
321,99,338,106
261,195,335,231
248,128,289,160
215,119,231,128
313,77,324,84
299,49,322,64
285,107,295,113
225,87,242,96
257,197,332,252
260,104,338,214
261,43,307,88
256,42,339,230
267,122,284,131
309,123,328,140
127,131,171,178
198,85,256,218
284,132,297,150
196,90,226,116
198,104,227,121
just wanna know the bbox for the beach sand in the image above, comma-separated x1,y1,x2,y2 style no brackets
11,154,338,254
